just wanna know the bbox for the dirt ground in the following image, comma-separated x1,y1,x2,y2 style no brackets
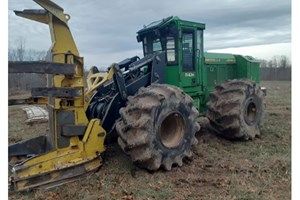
8,81,291,200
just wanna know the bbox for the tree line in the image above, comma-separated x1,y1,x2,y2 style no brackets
8,38,47,62
8,38,291,69
259,55,291,68
8,38,291,92
8,38,47,94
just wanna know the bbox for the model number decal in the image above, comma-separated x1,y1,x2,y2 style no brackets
184,72,195,77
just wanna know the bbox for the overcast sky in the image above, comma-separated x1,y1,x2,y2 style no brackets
8,0,291,68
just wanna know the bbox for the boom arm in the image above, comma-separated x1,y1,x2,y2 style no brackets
86,52,166,142
15,0,79,56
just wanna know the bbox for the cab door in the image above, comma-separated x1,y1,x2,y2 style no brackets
180,30,198,87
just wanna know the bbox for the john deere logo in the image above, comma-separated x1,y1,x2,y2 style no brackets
184,72,195,77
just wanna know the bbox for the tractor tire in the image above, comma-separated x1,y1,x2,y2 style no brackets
116,84,200,171
206,79,265,140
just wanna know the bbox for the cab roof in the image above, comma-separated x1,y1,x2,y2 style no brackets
137,16,206,35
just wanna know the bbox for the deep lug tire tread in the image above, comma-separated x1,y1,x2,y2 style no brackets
206,79,265,140
116,84,200,171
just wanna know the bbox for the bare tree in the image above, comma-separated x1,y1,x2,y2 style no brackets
8,48,16,61
279,55,290,68
8,37,46,61
8,37,47,94
8,37,26,61
271,56,278,68
259,59,268,68
268,60,273,68
16,37,26,61
26,49,47,61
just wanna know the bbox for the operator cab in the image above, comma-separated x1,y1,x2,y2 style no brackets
137,16,178,65
137,16,205,88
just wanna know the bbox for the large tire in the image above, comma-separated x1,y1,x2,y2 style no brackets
206,79,265,140
116,84,200,171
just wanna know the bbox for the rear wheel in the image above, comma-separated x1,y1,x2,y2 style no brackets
206,79,265,140
116,84,200,171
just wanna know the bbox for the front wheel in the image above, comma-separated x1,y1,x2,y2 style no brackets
206,79,265,140
116,84,200,171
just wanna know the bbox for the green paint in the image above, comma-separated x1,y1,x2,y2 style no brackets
137,16,260,113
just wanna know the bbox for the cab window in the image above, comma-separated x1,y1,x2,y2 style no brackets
166,36,176,63
182,32,194,72
142,34,178,65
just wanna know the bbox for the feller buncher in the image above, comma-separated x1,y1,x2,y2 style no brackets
8,0,265,191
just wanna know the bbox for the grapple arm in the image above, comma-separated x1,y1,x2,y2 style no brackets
9,0,106,191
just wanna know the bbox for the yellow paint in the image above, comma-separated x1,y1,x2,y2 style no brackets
11,0,108,191
13,119,106,191
85,66,115,106
16,158,101,191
